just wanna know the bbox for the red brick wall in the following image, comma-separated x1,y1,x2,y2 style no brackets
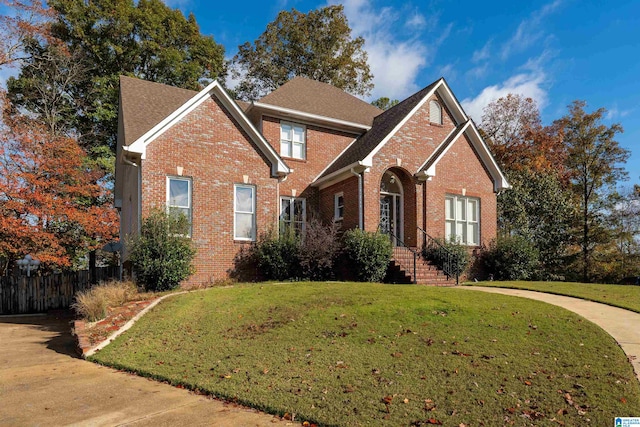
425,133,497,246
363,93,457,246
361,93,497,248
141,95,279,284
318,176,360,230
261,116,357,219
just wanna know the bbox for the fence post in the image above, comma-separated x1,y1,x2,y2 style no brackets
89,250,97,285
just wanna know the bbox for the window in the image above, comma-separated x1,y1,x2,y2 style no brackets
429,100,442,125
445,195,479,245
334,192,344,221
280,197,306,234
280,122,306,159
167,177,192,234
234,185,256,241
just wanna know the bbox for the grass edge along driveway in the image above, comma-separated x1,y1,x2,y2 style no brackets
90,282,640,426
470,281,640,314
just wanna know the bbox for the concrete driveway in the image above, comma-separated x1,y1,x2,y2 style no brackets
0,312,294,426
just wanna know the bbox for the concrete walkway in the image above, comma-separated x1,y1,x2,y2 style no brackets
460,286,640,382
0,312,296,426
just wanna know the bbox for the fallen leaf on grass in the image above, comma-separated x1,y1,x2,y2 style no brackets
410,419,443,426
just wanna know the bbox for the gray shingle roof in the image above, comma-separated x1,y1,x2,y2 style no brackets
319,79,441,178
258,77,383,126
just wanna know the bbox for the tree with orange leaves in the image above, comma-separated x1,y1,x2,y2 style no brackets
0,91,118,272
0,0,54,68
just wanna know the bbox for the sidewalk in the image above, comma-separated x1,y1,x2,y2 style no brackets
0,312,297,426
460,286,640,382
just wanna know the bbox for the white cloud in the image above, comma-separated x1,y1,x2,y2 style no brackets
606,105,632,121
406,12,426,29
472,40,492,63
461,72,548,122
332,0,449,101
500,0,562,60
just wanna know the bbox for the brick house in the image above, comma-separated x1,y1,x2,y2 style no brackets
115,76,509,285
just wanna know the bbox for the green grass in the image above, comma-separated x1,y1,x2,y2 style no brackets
470,281,640,313
91,282,640,426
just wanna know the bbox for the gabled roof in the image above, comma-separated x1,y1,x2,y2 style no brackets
317,80,441,179
313,78,509,191
120,76,290,177
256,77,382,127
416,120,510,192
120,76,197,146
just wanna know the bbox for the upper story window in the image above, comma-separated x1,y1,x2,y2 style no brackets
280,197,306,234
429,100,443,125
280,122,306,160
445,194,479,246
234,184,256,241
334,192,344,221
167,176,192,235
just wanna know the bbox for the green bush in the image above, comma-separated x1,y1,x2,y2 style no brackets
423,237,470,277
482,235,539,280
253,226,300,281
128,209,196,291
342,229,392,282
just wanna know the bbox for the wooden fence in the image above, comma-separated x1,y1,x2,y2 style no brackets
0,266,120,315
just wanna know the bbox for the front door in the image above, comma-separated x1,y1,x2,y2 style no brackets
380,171,403,245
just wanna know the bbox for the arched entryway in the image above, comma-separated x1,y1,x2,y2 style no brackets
380,170,404,245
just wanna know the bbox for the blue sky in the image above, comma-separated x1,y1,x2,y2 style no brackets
169,0,639,187
0,0,637,185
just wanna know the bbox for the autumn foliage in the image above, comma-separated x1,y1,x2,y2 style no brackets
0,91,118,270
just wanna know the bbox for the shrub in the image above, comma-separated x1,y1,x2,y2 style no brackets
253,226,300,281
342,229,392,282
423,237,470,277
73,280,138,322
297,218,341,280
482,235,540,280
128,209,196,291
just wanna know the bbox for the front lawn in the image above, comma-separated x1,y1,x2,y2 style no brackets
91,282,640,426
470,281,640,313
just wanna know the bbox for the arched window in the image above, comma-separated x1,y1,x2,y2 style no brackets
429,100,442,125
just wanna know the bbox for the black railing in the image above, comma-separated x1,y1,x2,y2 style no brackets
380,226,418,284
417,227,459,285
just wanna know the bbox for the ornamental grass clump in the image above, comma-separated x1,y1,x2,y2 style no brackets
73,280,138,322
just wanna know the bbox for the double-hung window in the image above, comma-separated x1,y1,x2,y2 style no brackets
334,192,344,221
445,195,479,245
234,184,256,241
280,197,306,234
280,122,306,160
167,177,192,235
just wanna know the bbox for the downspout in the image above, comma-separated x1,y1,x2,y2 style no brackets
350,168,363,229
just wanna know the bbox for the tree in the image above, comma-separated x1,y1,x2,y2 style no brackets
0,0,53,68
481,94,567,175
556,101,630,282
8,0,225,171
232,5,373,100
0,91,118,273
128,209,196,291
497,169,574,277
371,97,399,110
606,185,640,281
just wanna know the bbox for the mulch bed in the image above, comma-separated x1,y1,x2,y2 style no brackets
74,299,157,356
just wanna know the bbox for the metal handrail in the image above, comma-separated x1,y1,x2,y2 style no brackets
417,227,459,285
380,226,418,284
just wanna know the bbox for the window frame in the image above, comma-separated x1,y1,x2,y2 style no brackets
280,196,306,234
234,184,256,241
334,192,344,221
166,176,192,236
429,100,443,125
445,194,480,246
280,121,306,160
